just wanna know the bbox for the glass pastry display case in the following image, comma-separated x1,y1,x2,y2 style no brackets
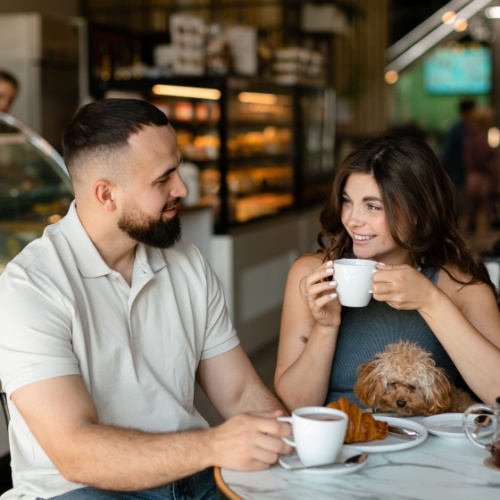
223,78,294,226
0,112,73,273
296,85,336,206
97,75,335,233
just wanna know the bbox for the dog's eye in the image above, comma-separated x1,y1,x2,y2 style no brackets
409,385,416,391
388,382,396,387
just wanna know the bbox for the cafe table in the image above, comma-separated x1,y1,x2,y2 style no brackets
214,416,500,500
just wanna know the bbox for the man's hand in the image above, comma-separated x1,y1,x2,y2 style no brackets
207,410,292,470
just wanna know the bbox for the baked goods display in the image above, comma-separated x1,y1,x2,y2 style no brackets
327,397,388,443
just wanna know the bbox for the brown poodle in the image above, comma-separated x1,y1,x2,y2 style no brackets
354,341,475,416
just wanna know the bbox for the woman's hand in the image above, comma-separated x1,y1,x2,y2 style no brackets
299,260,342,328
372,263,436,311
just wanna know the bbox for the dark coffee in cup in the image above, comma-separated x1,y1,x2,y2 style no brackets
302,413,343,422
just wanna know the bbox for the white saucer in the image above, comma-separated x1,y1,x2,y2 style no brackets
420,413,495,439
279,447,367,475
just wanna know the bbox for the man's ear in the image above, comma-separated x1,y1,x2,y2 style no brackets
94,180,116,211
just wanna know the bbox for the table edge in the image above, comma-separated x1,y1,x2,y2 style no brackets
214,467,243,500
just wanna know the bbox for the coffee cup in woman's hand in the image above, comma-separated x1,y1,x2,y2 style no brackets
333,259,377,307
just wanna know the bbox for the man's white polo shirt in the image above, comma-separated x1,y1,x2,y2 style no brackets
0,202,239,499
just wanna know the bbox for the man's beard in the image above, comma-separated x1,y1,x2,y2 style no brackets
118,206,182,249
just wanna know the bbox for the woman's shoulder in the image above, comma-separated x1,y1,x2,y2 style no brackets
438,263,499,321
291,252,324,272
286,252,324,282
438,263,491,296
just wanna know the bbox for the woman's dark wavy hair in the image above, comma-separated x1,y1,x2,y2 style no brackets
318,133,497,297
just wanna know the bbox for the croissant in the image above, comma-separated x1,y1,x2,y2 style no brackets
327,397,388,443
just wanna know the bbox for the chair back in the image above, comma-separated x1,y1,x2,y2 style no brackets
0,382,9,425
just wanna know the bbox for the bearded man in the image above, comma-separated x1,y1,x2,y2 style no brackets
0,98,291,500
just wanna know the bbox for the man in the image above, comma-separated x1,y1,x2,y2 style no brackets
0,99,291,499
442,98,476,210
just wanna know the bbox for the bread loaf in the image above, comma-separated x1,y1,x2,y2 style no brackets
327,397,388,443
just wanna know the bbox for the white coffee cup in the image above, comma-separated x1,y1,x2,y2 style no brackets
333,258,377,307
278,406,348,467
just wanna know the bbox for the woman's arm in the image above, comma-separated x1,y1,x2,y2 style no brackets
373,263,500,404
274,254,342,410
423,272,500,404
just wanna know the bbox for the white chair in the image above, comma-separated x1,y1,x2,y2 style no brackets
485,261,500,290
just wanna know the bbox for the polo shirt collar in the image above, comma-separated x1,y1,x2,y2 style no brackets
60,201,167,278
136,245,168,274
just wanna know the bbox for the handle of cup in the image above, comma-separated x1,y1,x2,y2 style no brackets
277,416,296,447
369,268,377,294
463,404,493,450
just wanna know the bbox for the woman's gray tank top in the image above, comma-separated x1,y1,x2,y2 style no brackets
325,266,457,406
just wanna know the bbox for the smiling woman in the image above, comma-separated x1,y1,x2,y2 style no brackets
274,133,500,413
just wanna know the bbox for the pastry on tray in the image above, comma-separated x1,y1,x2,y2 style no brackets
327,397,388,443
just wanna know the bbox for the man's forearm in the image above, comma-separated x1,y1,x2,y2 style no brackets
56,411,291,490
231,377,287,416
58,424,213,491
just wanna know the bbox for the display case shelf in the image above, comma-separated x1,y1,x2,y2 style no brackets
0,113,73,272
95,75,335,233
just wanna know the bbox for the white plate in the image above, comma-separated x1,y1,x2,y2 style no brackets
420,413,495,439
279,447,367,475
344,416,428,453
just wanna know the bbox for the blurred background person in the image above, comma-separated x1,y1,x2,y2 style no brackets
463,105,500,234
0,69,18,114
442,99,477,213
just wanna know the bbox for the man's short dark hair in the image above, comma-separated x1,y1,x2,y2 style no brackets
62,98,169,171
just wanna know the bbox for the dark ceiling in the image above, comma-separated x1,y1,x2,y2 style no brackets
389,0,452,44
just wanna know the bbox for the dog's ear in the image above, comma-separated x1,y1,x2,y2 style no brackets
354,360,386,408
422,368,452,415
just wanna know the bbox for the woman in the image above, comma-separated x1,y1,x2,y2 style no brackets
275,134,500,410
0,69,18,113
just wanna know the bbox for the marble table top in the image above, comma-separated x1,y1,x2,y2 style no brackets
216,418,500,500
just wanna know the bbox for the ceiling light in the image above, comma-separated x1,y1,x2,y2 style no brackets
442,11,457,24
151,85,221,100
384,70,399,84
488,127,500,148
454,18,468,31
485,6,500,18
238,92,278,105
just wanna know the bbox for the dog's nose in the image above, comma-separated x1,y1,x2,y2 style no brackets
396,400,406,408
